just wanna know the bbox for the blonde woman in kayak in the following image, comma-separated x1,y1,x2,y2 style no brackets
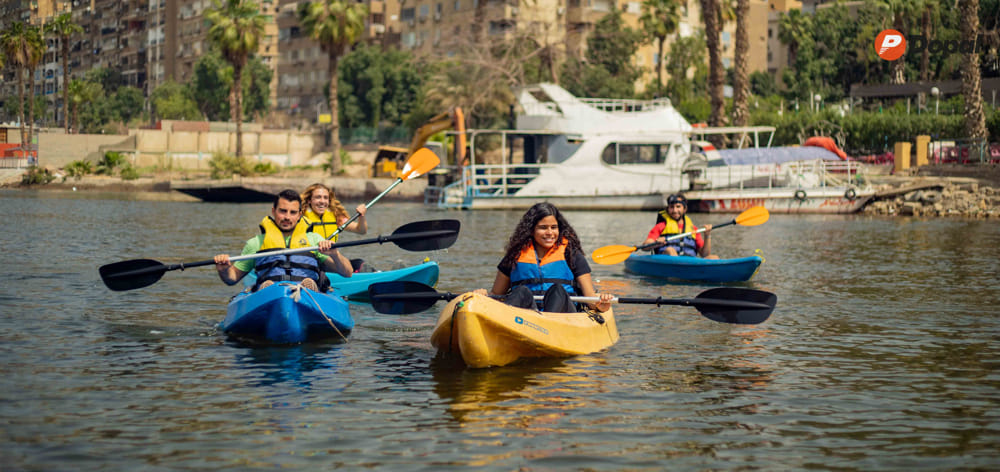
475,202,613,313
300,183,368,240
301,183,370,272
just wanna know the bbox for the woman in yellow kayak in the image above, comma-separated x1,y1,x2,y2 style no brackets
301,183,370,271
475,202,613,313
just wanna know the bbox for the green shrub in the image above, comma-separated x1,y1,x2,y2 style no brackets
96,151,127,175
21,166,55,185
252,161,278,175
64,160,93,179
208,151,252,179
119,164,140,180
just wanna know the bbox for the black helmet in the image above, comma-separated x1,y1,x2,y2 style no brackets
667,194,687,209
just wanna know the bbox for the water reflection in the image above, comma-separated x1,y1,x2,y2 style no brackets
231,343,344,388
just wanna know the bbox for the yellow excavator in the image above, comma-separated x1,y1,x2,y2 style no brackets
371,108,466,178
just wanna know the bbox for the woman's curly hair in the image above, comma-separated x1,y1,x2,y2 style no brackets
301,183,347,220
499,202,583,271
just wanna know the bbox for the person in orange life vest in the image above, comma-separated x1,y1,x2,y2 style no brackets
474,202,613,313
641,193,719,259
213,189,354,292
301,183,371,272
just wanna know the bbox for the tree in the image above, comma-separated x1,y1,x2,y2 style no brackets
44,13,83,133
205,0,266,158
67,78,103,133
111,87,146,125
422,61,512,129
560,7,643,99
150,81,201,120
638,0,680,94
1,22,45,147
731,0,750,128
664,33,707,102
699,0,725,129
872,0,916,84
242,57,273,121
191,52,232,121
298,0,367,174
959,0,987,140
337,44,423,129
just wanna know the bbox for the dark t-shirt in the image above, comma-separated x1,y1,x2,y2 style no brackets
499,249,591,279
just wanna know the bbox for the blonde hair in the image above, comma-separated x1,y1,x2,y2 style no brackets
301,183,349,221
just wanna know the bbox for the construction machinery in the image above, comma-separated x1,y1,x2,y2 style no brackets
371,108,465,178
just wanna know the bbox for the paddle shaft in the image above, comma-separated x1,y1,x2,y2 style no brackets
327,177,403,240
634,218,734,251
109,229,454,279
393,293,769,310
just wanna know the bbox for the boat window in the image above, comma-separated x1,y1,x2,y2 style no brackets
601,143,669,165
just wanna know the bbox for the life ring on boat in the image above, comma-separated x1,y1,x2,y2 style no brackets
793,189,807,201
844,188,858,200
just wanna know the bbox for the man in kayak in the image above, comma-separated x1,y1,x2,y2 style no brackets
213,189,354,292
641,193,719,259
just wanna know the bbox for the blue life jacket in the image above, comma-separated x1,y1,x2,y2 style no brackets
656,211,698,257
253,216,323,290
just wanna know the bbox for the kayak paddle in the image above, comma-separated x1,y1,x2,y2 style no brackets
591,205,769,265
327,147,440,240
99,219,460,292
367,281,776,325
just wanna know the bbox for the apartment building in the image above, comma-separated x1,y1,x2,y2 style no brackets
275,0,399,120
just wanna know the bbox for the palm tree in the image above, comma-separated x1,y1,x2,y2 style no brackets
699,0,724,129
777,9,810,67
67,78,103,134
639,0,680,95
298,0,367,174
873,0,914,85
204,0,265,159
731,0,750,128
44,13,83,134
959,0,987,140
1,22,45,149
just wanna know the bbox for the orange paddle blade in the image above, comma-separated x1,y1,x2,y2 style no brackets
591,245,639,265
399,147,440,180
735,206,769,227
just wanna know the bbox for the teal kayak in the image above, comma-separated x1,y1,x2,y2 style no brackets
624,254,763,283
221,282,353,344
243,260,440,301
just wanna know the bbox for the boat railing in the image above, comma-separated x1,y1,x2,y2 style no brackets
706,159,869,191
520,97,674,116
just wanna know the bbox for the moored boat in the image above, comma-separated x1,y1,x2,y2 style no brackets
243,260,440,301
426,83,873,213
221,282,353,344
430,292,618,368
624,253,763,283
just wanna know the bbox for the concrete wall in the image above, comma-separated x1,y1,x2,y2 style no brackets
39,133,132,168
35,127,322,170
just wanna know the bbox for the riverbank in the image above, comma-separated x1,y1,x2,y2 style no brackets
4,164,1000,217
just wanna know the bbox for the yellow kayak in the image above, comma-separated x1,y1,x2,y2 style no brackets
430,292,619,368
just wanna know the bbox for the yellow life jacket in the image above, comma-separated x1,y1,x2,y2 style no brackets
302,208,340,242
255,216,324,289
259,216,312,249
656,211,698,256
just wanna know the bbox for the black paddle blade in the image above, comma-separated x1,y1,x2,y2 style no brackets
99,259,169,291
368,281,450,314
390,219,461,252
696,288,776,325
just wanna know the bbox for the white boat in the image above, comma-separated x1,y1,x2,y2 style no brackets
426,83,873,214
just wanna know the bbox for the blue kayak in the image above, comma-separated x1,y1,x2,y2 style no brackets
242,260,440,301
624,254,763,283
221,282,353,344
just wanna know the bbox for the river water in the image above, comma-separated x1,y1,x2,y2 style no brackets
1,190,998,471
